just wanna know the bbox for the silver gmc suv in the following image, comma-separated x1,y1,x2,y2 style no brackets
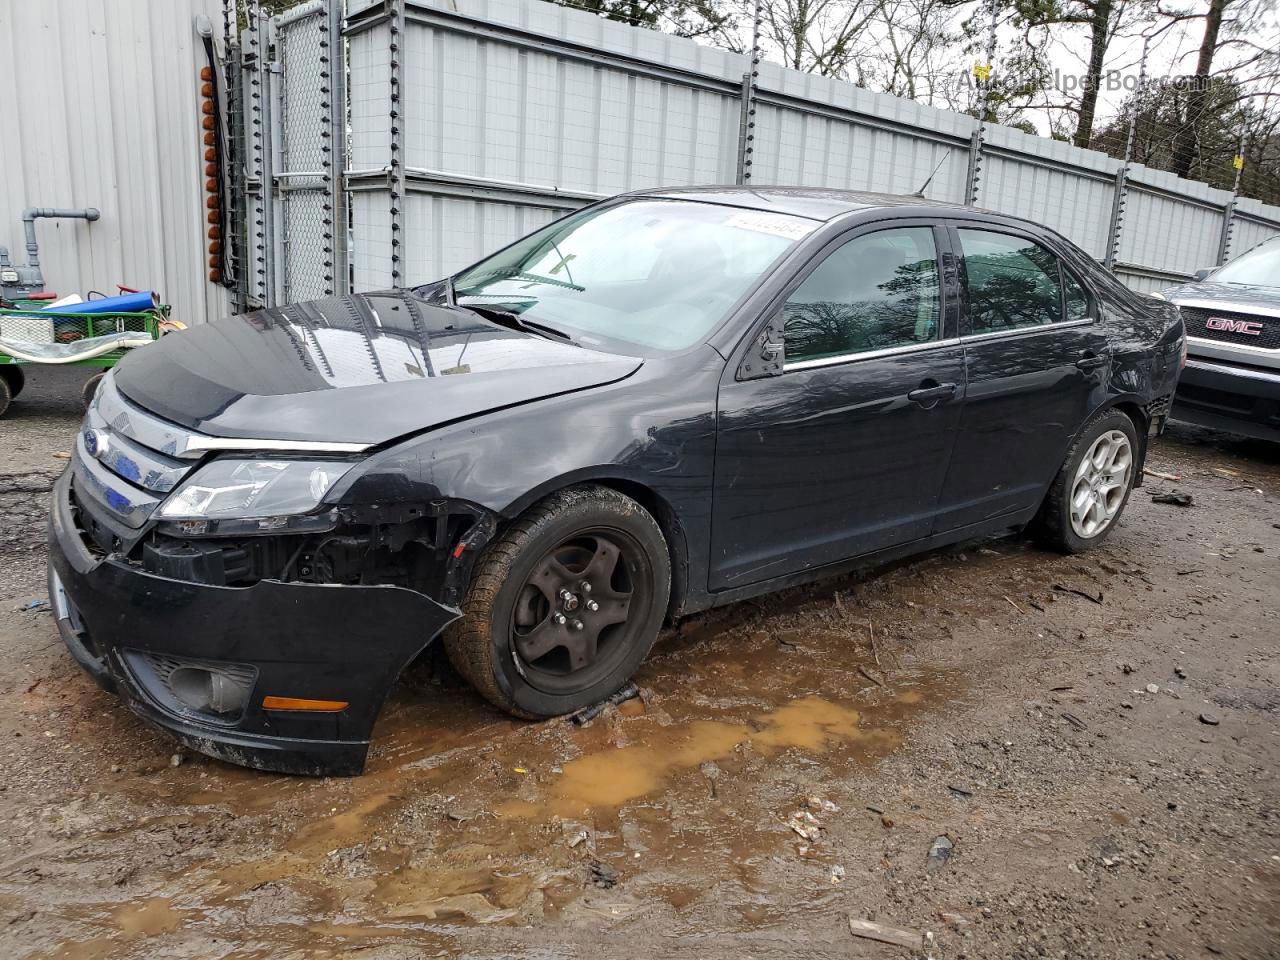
1157,236,1280,441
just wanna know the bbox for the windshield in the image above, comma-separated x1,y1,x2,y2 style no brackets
450,199,815,352
1212,236,1280,288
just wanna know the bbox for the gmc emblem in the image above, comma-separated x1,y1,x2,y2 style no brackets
1205,316,1264,336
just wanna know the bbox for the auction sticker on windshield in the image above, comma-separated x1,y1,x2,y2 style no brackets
723,210,819,241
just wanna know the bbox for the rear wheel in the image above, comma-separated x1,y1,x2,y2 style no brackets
0,375,11,419
1034,409,1139,553
445,486,670,718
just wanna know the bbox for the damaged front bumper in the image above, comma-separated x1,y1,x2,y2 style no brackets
47,468,462,775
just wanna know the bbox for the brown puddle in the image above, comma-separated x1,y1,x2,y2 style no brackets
498,694,899,819
112,897,185,936
38,639,958,954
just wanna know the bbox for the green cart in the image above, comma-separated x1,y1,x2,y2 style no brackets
0,300,178,417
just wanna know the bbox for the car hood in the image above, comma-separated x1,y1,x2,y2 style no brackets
113,290,642,446
1160,280,1280,312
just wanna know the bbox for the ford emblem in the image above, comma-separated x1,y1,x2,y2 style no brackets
83,429,108,459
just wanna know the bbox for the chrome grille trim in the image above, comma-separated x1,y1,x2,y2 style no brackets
84,402,189,494
95,374,200,459
71,432,164,530
96,373,370,458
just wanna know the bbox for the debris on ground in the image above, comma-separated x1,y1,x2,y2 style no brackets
570,681,640,726
1151,492,1194,507
446,803,482,822
926,835,954,870
1061,712,1088,731
787,810,822,842
1143,469,1182,482
1053,583,1104,604
1199,713,1221,726
1146,684,1160,694
848,917,925,949
589,860,619,889
829,864,845,884
857,665,885,687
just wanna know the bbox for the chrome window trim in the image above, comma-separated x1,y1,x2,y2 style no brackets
1174,298,1280,320
784,336,962,372
1186,334,1278,356
960,317,1095,344
1184,358,1280,383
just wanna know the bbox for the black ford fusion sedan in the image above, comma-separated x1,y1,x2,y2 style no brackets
48,188,1184,775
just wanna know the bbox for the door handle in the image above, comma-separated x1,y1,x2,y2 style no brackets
907,381,957,407
1075,351,1110,370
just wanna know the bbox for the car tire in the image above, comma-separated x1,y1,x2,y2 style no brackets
1034,408,1140,554
1,365,24,400
444,485,671,719
0,375,11,419
81,372,105,410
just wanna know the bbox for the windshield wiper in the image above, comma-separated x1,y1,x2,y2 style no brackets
463,303,578,345
468,267,585,292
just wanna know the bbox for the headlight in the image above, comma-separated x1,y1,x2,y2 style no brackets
159,459,351,521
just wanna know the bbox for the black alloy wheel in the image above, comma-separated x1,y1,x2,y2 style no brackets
445,485,670,719
511,528,646,693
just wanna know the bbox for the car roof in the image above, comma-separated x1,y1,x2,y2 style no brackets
628,185,979,222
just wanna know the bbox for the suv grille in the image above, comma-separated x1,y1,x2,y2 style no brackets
1181,306,1280,350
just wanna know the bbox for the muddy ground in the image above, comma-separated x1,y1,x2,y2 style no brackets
1,366,1277,960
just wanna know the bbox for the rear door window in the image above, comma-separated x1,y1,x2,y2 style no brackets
959,228,1083,333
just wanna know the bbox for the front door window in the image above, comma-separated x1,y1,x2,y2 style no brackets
781,227,941,364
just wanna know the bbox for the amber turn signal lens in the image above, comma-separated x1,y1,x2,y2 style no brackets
262,696,350,712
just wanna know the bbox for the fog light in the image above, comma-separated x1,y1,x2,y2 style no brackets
123,651,258,725
170,667,250,716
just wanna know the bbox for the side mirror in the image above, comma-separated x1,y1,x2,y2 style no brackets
1192,268,1212,282
738,315,785,380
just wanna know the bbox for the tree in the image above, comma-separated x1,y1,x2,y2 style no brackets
1155,0,1280,179
1008,0,1150,148
1092,75,1280,204
748,0,889,75
557,0,737,40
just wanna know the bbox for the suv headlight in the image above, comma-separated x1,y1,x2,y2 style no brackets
159,459,351,522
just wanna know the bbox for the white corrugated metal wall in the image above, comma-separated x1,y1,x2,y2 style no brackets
0,0,230,324
337,0,1280,297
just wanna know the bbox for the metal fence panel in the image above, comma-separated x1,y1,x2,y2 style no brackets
0,0,231,323
1231,202,1280,260
1120,188,1225,277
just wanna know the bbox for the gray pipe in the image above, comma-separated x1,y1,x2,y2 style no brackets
0,246,9,268
22,207,100,269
